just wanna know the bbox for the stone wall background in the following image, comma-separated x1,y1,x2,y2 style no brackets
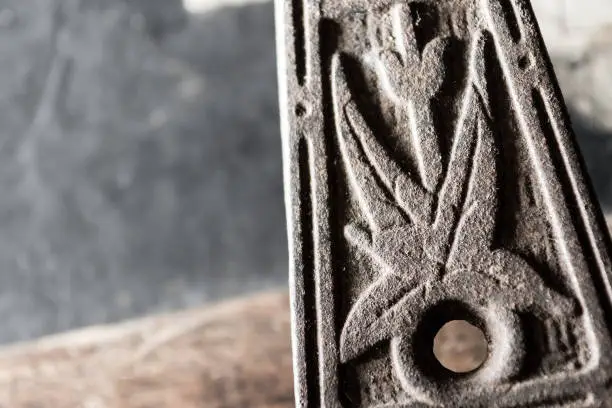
0,0,607,343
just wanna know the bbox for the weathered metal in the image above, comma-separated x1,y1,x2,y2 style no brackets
276,0,612,406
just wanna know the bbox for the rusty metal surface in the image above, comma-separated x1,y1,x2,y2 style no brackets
276,0,612,405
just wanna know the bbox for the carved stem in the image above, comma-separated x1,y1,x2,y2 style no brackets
407,97,442,192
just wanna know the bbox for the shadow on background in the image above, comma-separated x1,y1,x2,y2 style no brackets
0,1,285,344
569,108,612,211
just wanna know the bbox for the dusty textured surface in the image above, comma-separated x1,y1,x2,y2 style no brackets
0,291,293,408
0,0,608,349
278,0,612,405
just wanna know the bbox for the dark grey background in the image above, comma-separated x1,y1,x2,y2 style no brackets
0,0,608,344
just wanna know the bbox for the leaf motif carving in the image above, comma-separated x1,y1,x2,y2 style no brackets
339,268,426,362
374,2,451,192
334,25,576,365
446,93,499,270
332,54,435,231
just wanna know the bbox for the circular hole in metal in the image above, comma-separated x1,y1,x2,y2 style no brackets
518,55,531,70
433,320,488,374
295,103,308,117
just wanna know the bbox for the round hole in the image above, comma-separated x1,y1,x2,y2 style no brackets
433,320,488,374
295,103,308,117
518,55,530,70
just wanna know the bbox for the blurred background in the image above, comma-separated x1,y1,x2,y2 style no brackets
0,0,607,345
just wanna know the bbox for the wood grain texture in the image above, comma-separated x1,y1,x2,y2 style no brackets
0,291,294,408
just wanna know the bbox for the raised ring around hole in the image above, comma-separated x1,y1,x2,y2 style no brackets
391,300,522,403
433,320,488,374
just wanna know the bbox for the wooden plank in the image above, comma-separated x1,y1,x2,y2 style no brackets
0,291,293,408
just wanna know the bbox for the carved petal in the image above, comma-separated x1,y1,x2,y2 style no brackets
339,262,433,362
447,97,498,269
332,53,435,229
442,249,575,316
434,32,500,266
419,37,451,96
431,34,489,251
344,103,435,224
376,50,406,105
332,54,406,231
390,2,419,66
483,250,576,316
429,85,479,260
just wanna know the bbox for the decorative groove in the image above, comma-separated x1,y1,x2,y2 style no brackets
298,136,320,407
316,18,342,406
292,0,307,85
533,87,612,340
538,85,612,338
497,0,522,43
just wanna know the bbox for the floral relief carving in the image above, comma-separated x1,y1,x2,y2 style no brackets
332,4,575,402
279,0,612,404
